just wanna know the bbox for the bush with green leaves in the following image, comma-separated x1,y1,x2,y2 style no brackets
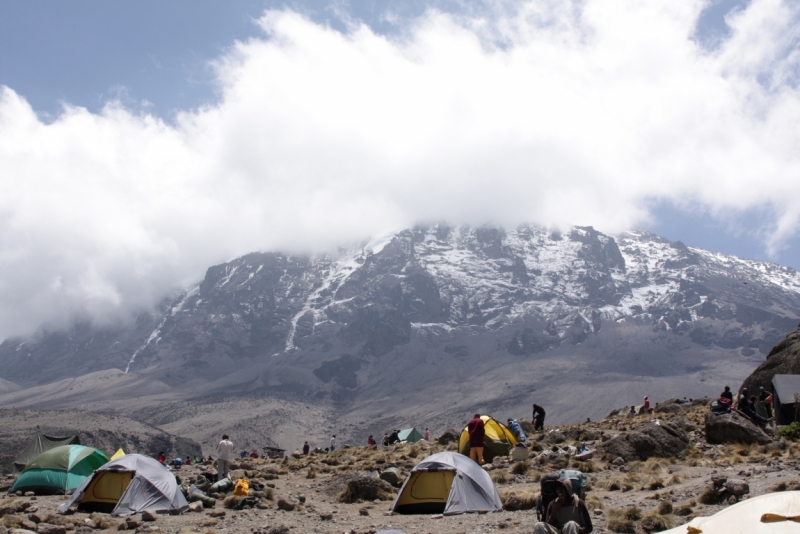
778,422,800,441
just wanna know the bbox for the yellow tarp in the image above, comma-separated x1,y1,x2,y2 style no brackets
110,448,125,460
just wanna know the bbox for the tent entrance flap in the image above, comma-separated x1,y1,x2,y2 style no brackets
394,471,455,514
78,471,134,513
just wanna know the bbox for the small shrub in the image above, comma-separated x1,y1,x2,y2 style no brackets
665,473,684,486
491,471,509,484
511,461,530,475
779,422,800,441
223,495,243,509
500,489,539,510
606,518,636,533
674,502,694,516
642,475,665,491
698,487,719,505
306,469,317,479
657,500,673,515
640,511,678,533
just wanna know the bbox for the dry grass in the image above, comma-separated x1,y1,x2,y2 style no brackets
656,500,673,515
570,460,600,473
606,518,636,533
674,501,695,516
223,495,243,509
196,519,219,527
528,468,544,482
91,514,114,530
664,473,684,486
500,488,540,511
491,470,510,484
306,469,317,479
698,487,719,505
585,494,604,510
629,458,671,475
511,460,531,475
639,511,680,533
597,474,637,492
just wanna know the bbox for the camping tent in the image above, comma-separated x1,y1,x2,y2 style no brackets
659,490,800,533
391,451,502,515
11,445,109,495
398,428,424,443
772,374,800,425
58,454,189,516
110,448,126,460
13,434,81,471
458,416,518,463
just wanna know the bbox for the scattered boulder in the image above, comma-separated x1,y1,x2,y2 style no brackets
277,499,296,512
655,403,683,415
544,431,566,444
562,427,600,442
141,510,157,522
724,479,750,497
704,411,772,445
340,474,394,502
379,468,403,487
35,525,66,534
598,422,689,462
437,429,460,445
188,502,203,513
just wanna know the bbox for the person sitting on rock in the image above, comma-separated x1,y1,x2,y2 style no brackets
249,450,259,458
738,395,771,428
367,435,377,449
720,385,733,402
533,478,593,534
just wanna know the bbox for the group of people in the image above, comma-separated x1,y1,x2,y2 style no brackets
725,385,774,427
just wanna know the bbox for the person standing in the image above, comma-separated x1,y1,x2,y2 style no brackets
302,441,310,455
216,434,234,481
383,432,390,446
330,434,336,452
643,396,650,412
424,428,430,441
467,414,485,465
760,387,774,418
533,404,546,431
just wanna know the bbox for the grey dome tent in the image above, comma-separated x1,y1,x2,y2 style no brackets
58,454,188,516
391,451,502,515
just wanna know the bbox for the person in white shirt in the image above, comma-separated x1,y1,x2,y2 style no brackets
330,434,336,452
216,434,234,481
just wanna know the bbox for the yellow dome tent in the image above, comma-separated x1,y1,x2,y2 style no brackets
110,448,125,460
458,415,517,463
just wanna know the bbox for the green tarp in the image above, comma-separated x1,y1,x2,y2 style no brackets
11,445,109,495
14,434,80,471
398,428,424,443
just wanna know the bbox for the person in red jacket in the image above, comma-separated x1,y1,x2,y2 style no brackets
467,414,485,465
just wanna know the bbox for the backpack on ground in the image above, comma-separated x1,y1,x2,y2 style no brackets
233,478,250,496
535,473,561,520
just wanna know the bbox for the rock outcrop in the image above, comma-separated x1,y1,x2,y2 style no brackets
704,411,772,445
741,326,800,394
598,422,689,461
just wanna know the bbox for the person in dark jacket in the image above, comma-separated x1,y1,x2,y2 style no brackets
533,478,593,534
302,441,310,455
388,430,401,445
533,404,546,430
720,385,733,402
467,414,485,465
759,387,774,417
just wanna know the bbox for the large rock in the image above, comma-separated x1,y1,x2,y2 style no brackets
598,422,689,462
741,326,800,394
437,429,460,446
343,474,394,502
379,467,403,487
704,411,772,445
36,525,67,534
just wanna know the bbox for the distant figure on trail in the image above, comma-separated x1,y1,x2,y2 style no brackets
250,450,259,458
302,441,310,455
424,428,430,441
467,414,485,465
157,451,166,464
330,435,336,452
533,404,546,430
367,435,377,449
760,387,774,418
720,385,733,402
388,430,400,445
216,434,234,481
240,449,248,458
507,418,527,442
533,478,593,534
643,396,650,412
383,433,390,446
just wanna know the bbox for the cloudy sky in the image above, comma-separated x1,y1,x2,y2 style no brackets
1,0,799,340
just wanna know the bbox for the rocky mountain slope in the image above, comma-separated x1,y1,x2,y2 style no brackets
1,224,799,450
0,408,201,473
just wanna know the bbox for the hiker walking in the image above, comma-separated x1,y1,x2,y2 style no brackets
467,413,485,465
533,404,546,431
330,434,336,452
216,434,234,481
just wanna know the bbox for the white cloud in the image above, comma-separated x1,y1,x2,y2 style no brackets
1,0,799,339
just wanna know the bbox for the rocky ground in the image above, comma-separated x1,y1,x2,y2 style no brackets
2,401,799,534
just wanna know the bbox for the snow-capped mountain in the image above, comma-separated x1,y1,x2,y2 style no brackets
1,224,799,426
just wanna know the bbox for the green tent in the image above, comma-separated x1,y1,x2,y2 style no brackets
398,428,424,443
11,445,109,495
14,434,81,471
